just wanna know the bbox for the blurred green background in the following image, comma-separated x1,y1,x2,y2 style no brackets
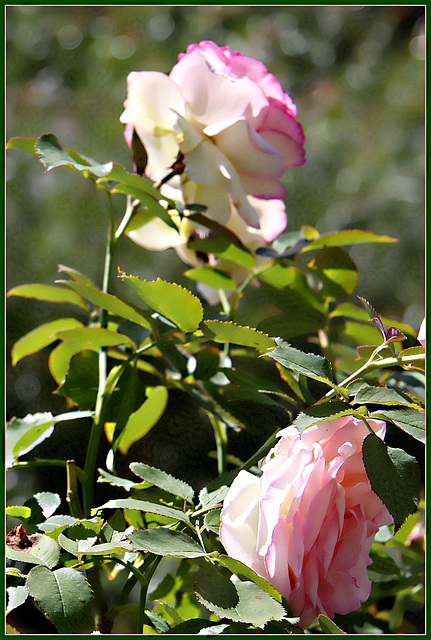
6,4,425,422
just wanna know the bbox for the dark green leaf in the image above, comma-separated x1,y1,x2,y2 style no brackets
165,619,215,634
266,342,335,388
26,566,93,634
193,347,221,380
130,462,194,503
55,351,99,409
354,384,412,406
35,133,113,178
362,434,420,531
195,566,239,609
368,407,425,443
97,498,190,523
128,527,208,557
216,555,283,604
293,401,356,434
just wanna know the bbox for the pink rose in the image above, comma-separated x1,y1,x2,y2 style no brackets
417,317,425,348
120,41,305,243
220,416,393,629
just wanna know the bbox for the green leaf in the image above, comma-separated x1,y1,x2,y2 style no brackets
193,347,221,380
11,317,84,366
202,321,275,352
35,133,113,178
293,401,356,434
7,283,88,310
215,555,283,604
309,247,358,300
318,615,346,634
266,342,334,386
204,508,221,534
257,281,326,338
111,183,179,231
195,566,239,609
26,566,93,634
128,527,208,557
6,586,29,615
7,410,93,466
6,135,38,155
368,407,425,443
98,162,171,204
38,515,78,533
57,264,97,288
196,579,286,628
32,492,61,519
116,386,168,454
56,350,99,409
96,498,190,523
354,384,412,406
301,229,398,252
58,281,154,330
362,434,420,531
6,505,32,519
97,468,137,492
123,276,203,333
54,326,135,350
58,532,98,557
130,462,194,504
185,267,237,291
6,533,60,568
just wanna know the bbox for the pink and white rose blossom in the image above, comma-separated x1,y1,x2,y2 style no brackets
220,416,393,629
417,317,425,348
120,40,305,246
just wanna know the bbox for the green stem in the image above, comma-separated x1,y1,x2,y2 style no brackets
82,194,116,516
66,460,83,518
323,352,424,402
11,459,85,481
209,414,228,476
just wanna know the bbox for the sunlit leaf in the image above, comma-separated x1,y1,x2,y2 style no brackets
202,321,275,352
6,505,32,519
362,434,421,531
6,136,38,155
26,566,93,634
123,276,203,332
7,283,88,310
6,410,93,467
11,317,84,366
318,615,346,634
56,351,99,409
115,386,169,455
57,281,154,330
301,229,398,252
196,579,286,628
6,533,60,568
293,401,356,434
185,267,237,291
308,247,358,300
6,586,29,614
266,342,335,388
